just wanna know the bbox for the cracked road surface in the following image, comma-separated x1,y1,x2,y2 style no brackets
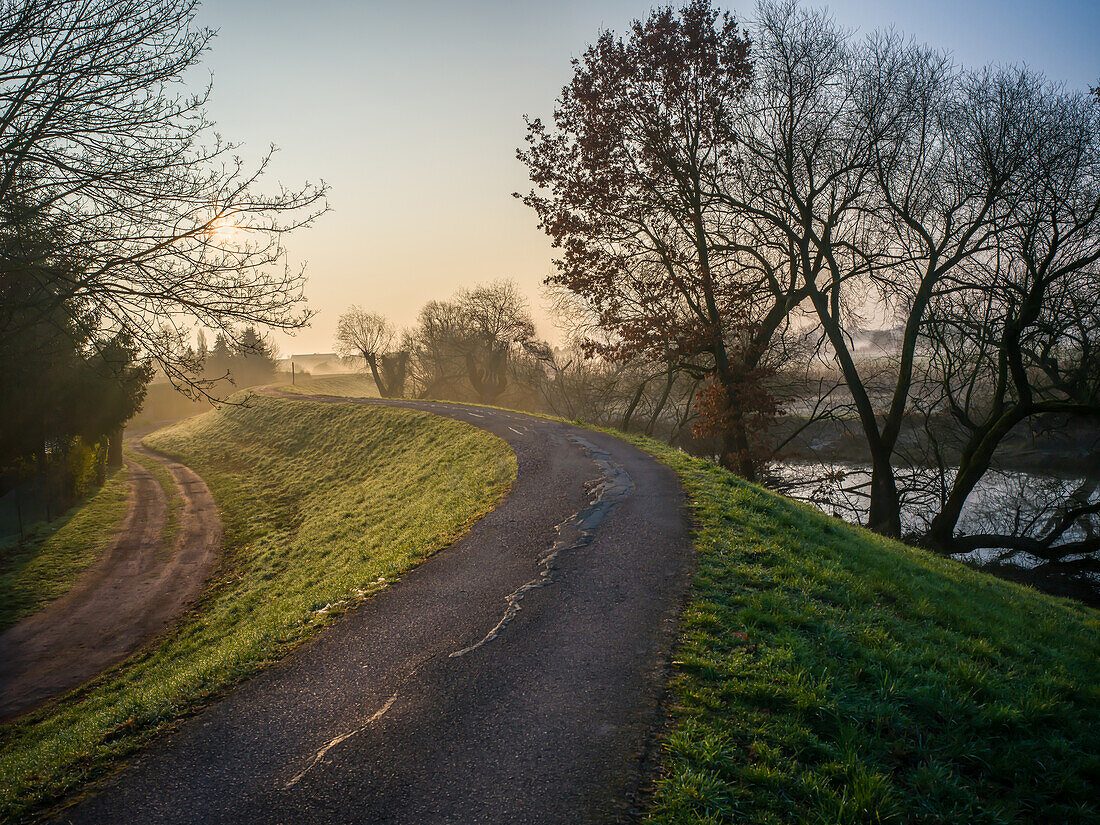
54,398,693,824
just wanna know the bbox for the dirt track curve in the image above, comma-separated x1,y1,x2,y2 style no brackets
51,397,694,825
0,444,223,720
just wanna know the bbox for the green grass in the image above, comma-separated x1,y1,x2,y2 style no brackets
0,396,515,822
260,386,1100,821
128,448,181,551
0,467,130,632
5,393,1094,823
0,448,192,634
613,434,1100,825
278,372,379,397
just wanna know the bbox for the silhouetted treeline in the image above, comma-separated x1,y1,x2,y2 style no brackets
196,327,280,390
131,327,283,430
335,281,727,450
0,202,151,519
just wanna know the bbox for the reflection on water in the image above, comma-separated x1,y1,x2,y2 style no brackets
768,461,1100,570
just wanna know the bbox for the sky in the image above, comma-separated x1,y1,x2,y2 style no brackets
192,0,1100,357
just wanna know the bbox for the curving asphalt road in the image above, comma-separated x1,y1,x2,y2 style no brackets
53,398,693,825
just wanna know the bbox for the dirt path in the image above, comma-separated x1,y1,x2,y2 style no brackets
58,398,693,825
0,444,222,720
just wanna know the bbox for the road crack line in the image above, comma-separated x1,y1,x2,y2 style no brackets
283,692,398,789
450,435,634,658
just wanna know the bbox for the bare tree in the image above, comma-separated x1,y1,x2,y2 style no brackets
709,1,908,527
523,0,1100,572
401,282,537,404
730,4,1100,560
710,3,1060,537
919,83,1100,557
404,299,465,399
334,308,407,398
0,0,327,394
533,288,704,430
457,281,536,405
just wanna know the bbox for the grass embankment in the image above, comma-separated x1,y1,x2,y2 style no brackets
278,373,379,397
0,467,129,632
626,436,1100,824
0,396,515,822
264,389,1100,821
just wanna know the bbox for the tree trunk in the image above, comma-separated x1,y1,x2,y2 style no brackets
107,427,124,470
468,348,508,405
925,412,1023,551
365,355,390,398
645,370,675,436
732,420,757,483
710,347,759,483
380,352,408,399
95,442,107,485
866,449,901,537
806,284,902,537
621,377,649,432
926,477,972,552
670,378,700,446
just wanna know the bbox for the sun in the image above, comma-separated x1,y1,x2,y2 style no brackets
207,214,242,245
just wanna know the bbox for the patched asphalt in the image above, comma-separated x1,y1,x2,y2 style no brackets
53,399,693,825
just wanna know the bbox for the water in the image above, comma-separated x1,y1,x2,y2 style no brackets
768,460,1100,568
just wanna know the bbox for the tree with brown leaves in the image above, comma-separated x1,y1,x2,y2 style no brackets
518,0,782,479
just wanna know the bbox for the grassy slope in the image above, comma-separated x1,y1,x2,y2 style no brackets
0,396,514,822
620,435,1100,825
0,467,129,632
237,390,1100,822
278,373,379,398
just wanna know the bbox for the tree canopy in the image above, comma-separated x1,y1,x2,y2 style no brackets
0,0,326,391
519,0,1100,567
0,0,323,504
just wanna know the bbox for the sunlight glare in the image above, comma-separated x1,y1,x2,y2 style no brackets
207,214,242,246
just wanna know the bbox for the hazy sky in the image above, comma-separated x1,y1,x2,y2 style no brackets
193,0,1099,356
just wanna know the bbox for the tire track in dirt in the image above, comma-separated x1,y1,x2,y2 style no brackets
0,444,222,720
